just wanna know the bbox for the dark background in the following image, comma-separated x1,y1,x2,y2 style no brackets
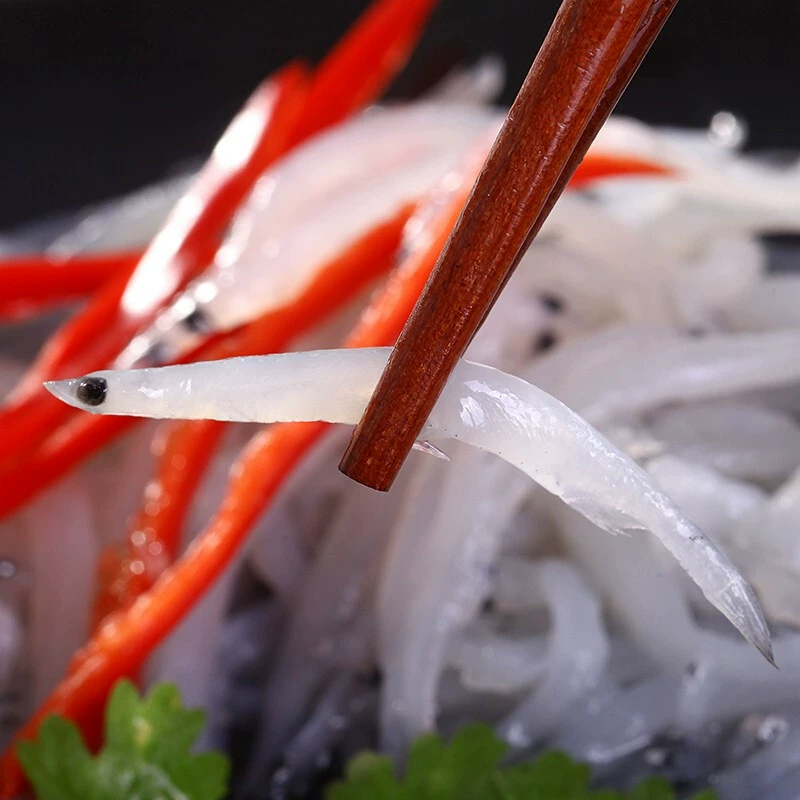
1,0,798,229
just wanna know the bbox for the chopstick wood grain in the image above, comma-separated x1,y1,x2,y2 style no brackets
340,0,677,491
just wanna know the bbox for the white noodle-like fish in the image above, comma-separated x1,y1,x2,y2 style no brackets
649,401,800,488
21,475,97,704
255,469,409,764
496,559,610,749
646,455,766,548
45,347,773,662
117,104,500,367
732,469,800,628
559,505,800,730
377,444,529,755
421,55,506,106
553,673,683,765
48,172,196,256
0,599,22,691
445,620,548,694
531,326,800,427
723,274,800,332
671,235,765,328
590,117,800,250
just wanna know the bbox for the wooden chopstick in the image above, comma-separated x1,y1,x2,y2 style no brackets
340,0,678,491
481,0,678,323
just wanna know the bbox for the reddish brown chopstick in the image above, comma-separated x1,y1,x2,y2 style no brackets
480,0,678,324
340,0,678,491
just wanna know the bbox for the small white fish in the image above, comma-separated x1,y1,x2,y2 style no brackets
45,348,774,664
116,104,501,368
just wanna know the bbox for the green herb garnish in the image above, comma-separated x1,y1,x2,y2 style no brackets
326,723,717,800
18,680,229,800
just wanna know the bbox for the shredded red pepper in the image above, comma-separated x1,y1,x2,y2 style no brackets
568,151,672,187
0,250,143,321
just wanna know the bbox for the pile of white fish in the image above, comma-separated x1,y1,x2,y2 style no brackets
2,70,800,797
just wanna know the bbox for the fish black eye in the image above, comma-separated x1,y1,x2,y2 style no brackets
182,306,212,334
76,377,108,406
141,341,170,368
534,330,558,353
539,292,565,313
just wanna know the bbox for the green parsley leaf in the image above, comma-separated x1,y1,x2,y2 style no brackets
16,717,98,800
501,751,592,798
17,679,230,800
625,777,677,800
404,724,508,798
327,724,509,800
326,724,718,800
329,752,401,800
